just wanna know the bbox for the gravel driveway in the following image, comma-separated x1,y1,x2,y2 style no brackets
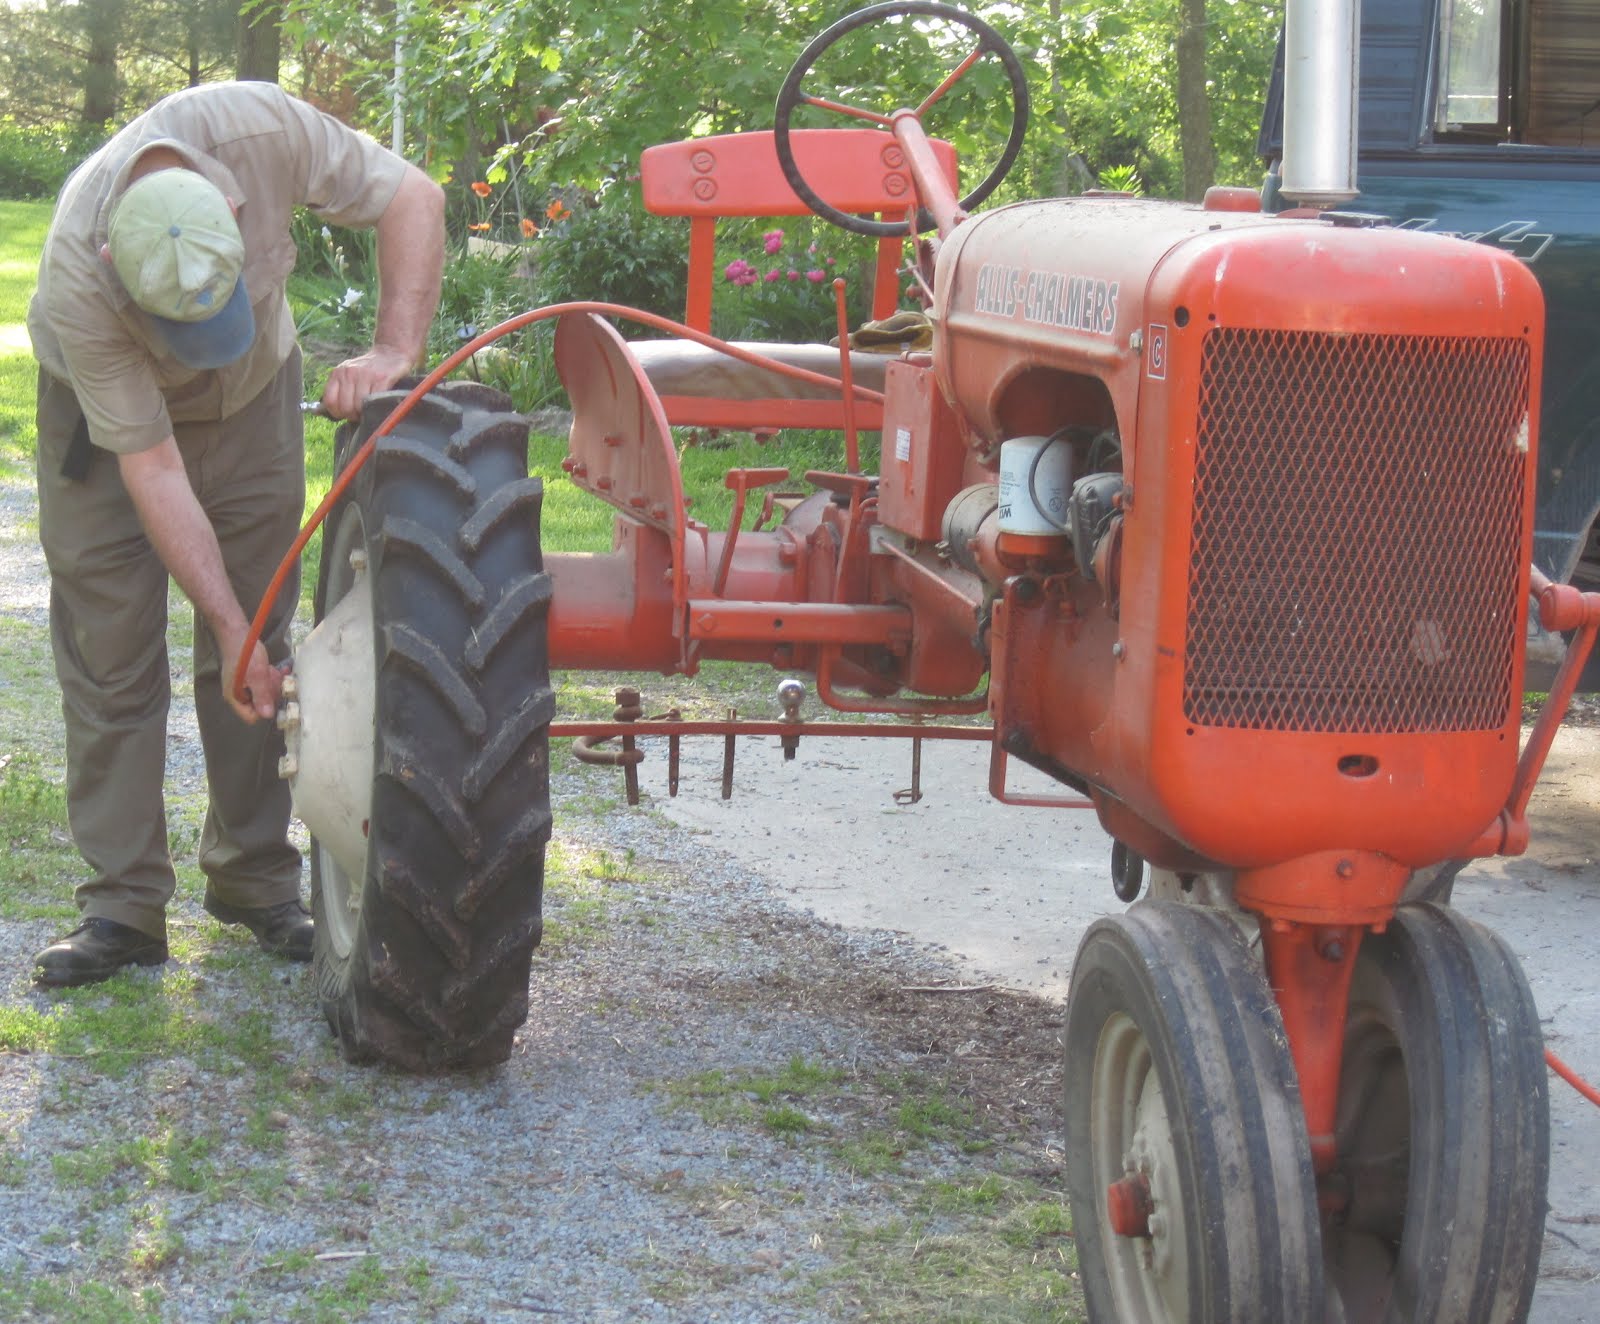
0,476,1080,1322
8,455,1598,1323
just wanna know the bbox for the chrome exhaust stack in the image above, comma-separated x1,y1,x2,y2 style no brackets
1280,0,1361,208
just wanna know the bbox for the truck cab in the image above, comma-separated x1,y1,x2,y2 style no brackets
1260,0,1600,670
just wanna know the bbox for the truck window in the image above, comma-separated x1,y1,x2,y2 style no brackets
1435,0,1600,146
1435,0,1506,135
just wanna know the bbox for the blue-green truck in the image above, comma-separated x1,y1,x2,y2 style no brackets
1260,0,1600,681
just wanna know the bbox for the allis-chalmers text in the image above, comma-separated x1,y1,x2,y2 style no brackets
972,262,1119,335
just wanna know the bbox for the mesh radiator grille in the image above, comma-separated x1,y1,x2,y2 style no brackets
1183,328,1529,733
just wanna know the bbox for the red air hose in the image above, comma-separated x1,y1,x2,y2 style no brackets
229,299,885,706
1547,1048,1600,1108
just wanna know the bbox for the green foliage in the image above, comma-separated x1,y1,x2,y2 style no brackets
0,0,240,134
0,0,1282,211
0,121,104,200
527,178,686,329
280,0,821,188
287,212,380,349
1029,0,1283,196
1095,163,1145,195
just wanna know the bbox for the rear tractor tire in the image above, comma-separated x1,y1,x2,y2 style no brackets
311,381,553,1070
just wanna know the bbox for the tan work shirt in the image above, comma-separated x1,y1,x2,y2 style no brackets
28,82,408,455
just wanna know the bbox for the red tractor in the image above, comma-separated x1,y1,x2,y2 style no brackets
267,3,1593,1319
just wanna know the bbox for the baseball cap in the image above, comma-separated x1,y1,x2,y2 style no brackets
107,168,255,369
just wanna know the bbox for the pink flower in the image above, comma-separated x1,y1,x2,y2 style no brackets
806,269,826,283
724,258,753,283
763,229,784,254
787,270,800,281
807,241,818,255
764,270,782,283
825,257,836,266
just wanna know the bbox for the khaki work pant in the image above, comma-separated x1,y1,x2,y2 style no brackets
34,351,306,940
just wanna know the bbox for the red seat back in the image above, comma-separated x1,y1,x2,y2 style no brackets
640,129,959,331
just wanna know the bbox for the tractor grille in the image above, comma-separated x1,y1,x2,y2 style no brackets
1183,328,1529,733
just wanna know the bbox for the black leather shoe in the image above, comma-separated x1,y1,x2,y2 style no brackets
204,896,314,961
34,918,169,987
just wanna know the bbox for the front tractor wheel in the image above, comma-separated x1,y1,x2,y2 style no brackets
1062,899,1549,1324
1323,904,1548,1323
302,381,553,1070
1063,903,1324,1323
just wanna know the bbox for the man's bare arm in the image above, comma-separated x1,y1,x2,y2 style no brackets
321,165,446,420
117,439,280,723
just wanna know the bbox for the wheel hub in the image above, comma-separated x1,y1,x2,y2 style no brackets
1106,1172,1154,1238
1093,1012,1189,1319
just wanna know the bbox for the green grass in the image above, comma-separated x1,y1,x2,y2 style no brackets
50,1130,216,1195
0,199,48,480
648,1056,1079,1320
817,1202,1079,1324
0,1277,164,1324
537,838,662,953
0,752,78,922
0,965,290,1077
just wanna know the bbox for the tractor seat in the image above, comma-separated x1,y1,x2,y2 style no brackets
630,339,891,403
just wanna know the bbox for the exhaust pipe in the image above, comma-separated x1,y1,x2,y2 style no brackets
1280,0,1361,208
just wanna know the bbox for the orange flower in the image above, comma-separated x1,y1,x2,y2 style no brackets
468,222,491,232
470,181,492,198
520,217,538,238
545,200,571,222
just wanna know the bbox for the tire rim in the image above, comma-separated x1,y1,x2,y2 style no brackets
1090,1011,1189,1322
314,501,373,963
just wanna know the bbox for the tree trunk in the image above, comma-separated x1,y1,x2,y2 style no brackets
1176,0,1216,201
80,0,124,126
237,1,282,83
1048,0,1094,194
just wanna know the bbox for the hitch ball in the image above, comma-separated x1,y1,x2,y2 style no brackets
778,678,806,760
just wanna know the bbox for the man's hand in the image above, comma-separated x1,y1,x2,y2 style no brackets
118,440,281,726
320,165,445,422
216,623,287,724
321,344,414,421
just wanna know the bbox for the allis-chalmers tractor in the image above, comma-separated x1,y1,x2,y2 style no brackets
253,2,1600,1320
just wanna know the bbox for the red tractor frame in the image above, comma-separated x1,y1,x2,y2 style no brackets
267,4,1600,1320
